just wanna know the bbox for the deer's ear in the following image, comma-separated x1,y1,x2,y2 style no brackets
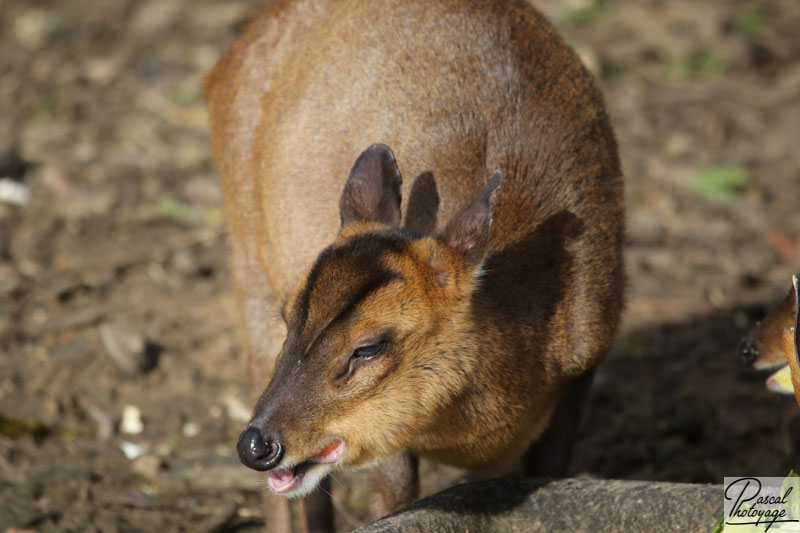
439,170,503,268
340,144,402,227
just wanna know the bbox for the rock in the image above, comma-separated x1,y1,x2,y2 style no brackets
36,306,105,336
119,440,146,460
132,454,163,480
221,393,251,423
357,477,722,533
182,421,200,438
170,249,198,276
83,57,123,86
85,403,113,441
99,323,154,377
11,8,58,49
120,405,144,435
0,178,31,206
572,43,600,77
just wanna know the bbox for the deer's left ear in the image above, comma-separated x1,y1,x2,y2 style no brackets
439,170,503,268
339,144,403,227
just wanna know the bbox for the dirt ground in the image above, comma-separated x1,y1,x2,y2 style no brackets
1,0,799,531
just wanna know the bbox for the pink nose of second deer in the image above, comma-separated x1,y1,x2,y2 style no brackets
237,426,284,471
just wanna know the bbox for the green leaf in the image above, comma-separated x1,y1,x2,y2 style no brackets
711,516,724,533
33,91,57,119
781,473,800,520
564,2,610,24
735,8,767,37
0,412,49,442
169,85,201,107
690,165,748,202
669,51,725,80
156,195,195,223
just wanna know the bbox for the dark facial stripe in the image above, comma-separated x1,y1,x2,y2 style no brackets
295,245,334,326
328,269,402,329
303,269,402,358
292,230,415,328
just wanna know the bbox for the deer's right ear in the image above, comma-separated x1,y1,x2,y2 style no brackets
340,144,403,227
439,170,503,268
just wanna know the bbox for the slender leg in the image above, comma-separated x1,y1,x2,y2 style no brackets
520,369,596,478
261,482,334,533
298,478,335,533
262,489,293,533
367,452,419,519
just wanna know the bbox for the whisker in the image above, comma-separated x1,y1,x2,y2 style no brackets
328,472,348,491
319,477,365,529
255,475,271,493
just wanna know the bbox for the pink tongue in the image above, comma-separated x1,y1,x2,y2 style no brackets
268,468,298,493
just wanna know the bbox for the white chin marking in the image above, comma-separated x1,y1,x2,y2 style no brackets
268,439,348,497
268,462,333,498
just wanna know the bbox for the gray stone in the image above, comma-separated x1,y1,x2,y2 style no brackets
357,477,722,533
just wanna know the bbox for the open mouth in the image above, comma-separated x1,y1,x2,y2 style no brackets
268,463,309,493
268,439,346,494
766,364,795,395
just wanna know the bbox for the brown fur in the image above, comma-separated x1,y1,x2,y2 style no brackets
743,275,799,406
205,0,624,531
742,278,798,370
781,327,800,407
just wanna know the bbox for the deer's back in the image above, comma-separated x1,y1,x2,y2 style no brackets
206,0,623,315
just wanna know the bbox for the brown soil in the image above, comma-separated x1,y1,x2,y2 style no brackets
1,0,799,531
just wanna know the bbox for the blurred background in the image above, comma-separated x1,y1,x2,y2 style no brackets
1,0,799,530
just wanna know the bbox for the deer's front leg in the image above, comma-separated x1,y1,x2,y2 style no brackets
367,452,420,519
520,369,596,478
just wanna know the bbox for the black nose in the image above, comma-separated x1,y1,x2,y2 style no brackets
236,426,284,471
740,336,759,366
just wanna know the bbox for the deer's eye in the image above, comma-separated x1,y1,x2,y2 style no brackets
352,341,388,361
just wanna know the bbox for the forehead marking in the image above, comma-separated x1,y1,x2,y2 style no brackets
290,232,412,352
301,269,403,359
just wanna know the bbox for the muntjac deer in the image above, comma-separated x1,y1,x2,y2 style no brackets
204,0,624,530
741,275,800,406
